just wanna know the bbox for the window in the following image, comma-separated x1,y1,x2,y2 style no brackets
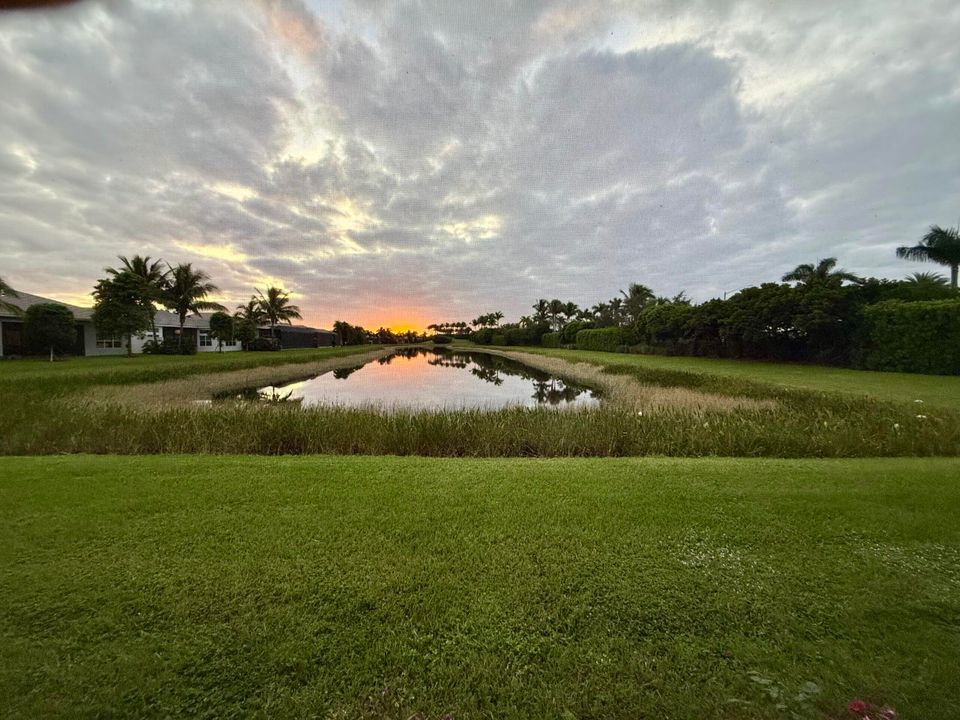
95,333,123,349
199,331,212,348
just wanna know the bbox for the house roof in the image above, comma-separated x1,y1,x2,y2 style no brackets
274,325,337,335
0,289,94,321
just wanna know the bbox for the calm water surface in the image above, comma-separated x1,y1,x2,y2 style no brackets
239,347,600,410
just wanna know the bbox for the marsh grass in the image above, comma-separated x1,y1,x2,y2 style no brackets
2,345,958,456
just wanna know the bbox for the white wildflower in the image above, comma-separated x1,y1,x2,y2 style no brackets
916,414,927,419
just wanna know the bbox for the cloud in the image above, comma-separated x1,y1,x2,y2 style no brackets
0,0,958,328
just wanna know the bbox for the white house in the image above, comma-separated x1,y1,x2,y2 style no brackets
0,289,240,357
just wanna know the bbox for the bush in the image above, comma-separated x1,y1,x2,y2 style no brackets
560,320,593,344
249,337,281,352
491,334,507,346
143,338,197,355
541,332,561,348
575,327,635,352
431,335,452,344
862,299,960,374
471,328,495,345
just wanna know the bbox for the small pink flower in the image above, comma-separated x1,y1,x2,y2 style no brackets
848,699,870,716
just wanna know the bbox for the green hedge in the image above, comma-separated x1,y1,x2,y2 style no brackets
575,327,634,353
862,299,960,375
491,334,507,346
541,332,561,348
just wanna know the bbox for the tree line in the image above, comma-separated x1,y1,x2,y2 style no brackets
451,224,960,371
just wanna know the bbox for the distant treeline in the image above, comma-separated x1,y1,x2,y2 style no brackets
443,260,960,375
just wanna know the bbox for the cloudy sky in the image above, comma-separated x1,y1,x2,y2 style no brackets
1,0,958,330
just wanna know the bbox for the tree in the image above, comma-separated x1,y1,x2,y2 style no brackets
23,303,75,361
532,299,550,325
234,299,265,350
897,225,960,289
208,311,234,352
92,271,154,356
256,286,302,341
106,255,168,341
620,283,655,324
905,271,949,287
163,263,225,349
0,276,22,316
782,257,861,287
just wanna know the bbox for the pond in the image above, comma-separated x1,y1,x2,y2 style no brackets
228,347,600,410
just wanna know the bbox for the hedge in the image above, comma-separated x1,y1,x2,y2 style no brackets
541,332,561,348
862,299,960,375
575,327,634,353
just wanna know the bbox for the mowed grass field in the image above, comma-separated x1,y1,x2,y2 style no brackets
2,455,959,719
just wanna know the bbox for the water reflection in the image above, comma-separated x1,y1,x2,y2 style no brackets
230,347,600,410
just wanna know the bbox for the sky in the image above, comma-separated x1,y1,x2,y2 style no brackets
0,0,958,331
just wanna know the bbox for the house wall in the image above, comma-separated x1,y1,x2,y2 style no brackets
80,322,241,355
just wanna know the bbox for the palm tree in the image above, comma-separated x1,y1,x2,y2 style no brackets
897,225,960,289
106,255,168,342
491,311,504,328
904,271,949,287
620,283,655,323
0,276,21,316
532,299,550,325
547,299,565,330
256,286,302,340
163,263,226,349
782,257,861,287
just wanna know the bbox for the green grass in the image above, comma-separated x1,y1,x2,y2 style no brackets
510,347,960,409
2,347,959,457
2,455,959,718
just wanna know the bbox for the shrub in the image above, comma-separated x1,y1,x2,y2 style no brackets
862,299,960,374
471,328,495,345
491,334,507,346
576,327,635,352
541,332,561,348
560,320,593,344
431,335,452,344
143,338,197,355
249,337,281,352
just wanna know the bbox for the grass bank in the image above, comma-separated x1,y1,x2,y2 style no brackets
507,346,960,409
2,346,959,457
2,455,958,718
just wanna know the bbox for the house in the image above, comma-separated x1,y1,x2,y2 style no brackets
0,289,241,357
1,288,342,357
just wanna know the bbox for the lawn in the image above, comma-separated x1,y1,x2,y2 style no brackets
2,455,959,718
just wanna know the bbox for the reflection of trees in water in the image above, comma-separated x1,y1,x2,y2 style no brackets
377,347,594,402
333,365,364,379
531,378,583,405
470,366,504,385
